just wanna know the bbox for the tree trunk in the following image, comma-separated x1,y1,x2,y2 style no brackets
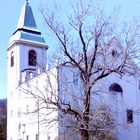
81,129,89,140
80,87,91,140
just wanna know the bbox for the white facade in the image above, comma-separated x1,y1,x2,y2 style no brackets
7,1,140,140
55,66,140,140
7,1,48,140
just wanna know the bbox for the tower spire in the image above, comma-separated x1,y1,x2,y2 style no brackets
8,0,47,46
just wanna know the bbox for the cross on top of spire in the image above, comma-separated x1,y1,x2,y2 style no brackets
26,0,29,4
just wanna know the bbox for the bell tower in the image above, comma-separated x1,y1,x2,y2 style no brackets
7,1,48,140
7,0,48,84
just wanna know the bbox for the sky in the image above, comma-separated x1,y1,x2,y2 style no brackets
0,0,140,99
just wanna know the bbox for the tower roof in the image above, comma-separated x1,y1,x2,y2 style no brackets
8,1,47,47
15,1,38,33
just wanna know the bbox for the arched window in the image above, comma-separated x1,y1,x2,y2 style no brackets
28,50,37,66
109,83,123,93
11,51,14,67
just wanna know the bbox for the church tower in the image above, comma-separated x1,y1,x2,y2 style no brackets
7,1,47,140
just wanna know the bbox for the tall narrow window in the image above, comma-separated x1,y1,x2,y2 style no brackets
28,50,37,66
73,74,78,85
36,134,39,140
127,109,133,123
26,105,29,113
48,136,51,140
26,135,29,140
18,107,21,118
18,123,21,133
11,51,14,67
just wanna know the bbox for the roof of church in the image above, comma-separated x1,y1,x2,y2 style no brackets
9,1,46,46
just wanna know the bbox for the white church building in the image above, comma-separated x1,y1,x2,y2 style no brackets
7,1,140,140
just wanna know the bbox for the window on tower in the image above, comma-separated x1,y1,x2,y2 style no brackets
28,50,37,66
11,51,14,67
127,109,133,123
36,134,39,140
26,135,29,140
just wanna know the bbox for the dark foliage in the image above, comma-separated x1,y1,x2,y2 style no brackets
0,99,7,140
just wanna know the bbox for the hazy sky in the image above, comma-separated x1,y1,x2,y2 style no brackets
0,0,140,99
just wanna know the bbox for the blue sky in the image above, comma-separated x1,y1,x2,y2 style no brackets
0,0,140,99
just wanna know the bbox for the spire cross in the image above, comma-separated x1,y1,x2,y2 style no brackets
26,0,29,4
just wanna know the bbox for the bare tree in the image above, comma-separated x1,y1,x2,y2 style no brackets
19,0,140,140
